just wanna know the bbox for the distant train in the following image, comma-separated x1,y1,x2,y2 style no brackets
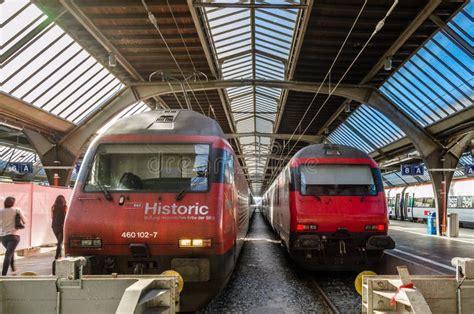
262,144,394,271
386,178,474,228
65,110,253,311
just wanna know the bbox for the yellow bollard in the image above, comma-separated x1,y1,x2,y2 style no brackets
161,270,184,293
354,270,377,296
20,271,38,276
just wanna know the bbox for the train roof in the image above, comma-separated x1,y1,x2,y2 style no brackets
103,110,225,137
293,144,372,159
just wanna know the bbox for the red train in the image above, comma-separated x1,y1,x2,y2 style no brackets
65,110,252,311
262,144,394,271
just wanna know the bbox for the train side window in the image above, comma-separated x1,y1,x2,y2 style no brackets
224,152,234,185
448,196,458,208
459,196,474,209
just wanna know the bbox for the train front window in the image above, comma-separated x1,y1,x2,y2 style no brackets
300,164,377,196
84,144,210,192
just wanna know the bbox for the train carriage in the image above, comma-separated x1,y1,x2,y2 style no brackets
263,144,394,271
386,178,474,228
65,110,252,311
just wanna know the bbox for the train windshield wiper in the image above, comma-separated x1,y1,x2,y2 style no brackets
176,175,204,201
98,183,113,201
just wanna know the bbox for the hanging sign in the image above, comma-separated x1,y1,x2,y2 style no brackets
8,162,33,173
401,164,424,176
465,164,474,177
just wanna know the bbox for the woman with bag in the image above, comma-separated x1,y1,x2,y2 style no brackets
51,195,67,260
0,196,26,276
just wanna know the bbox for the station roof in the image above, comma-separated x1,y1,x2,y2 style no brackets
0,0,472,192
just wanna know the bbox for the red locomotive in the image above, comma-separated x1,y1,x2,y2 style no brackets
262,144,394,270
65,110,252,311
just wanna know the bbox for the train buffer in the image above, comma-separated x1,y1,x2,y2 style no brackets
0,257,180,313
363,258,474,313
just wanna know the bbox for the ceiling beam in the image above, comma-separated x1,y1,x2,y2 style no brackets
192,2,307,9
236,154,291,161
60,0,165,110
317,0,442,135
225,132,321,143
60,0,142,82
0,92,75,136
131,79,371,101
361,0,442,84
188,0,237,132
370,106,474,162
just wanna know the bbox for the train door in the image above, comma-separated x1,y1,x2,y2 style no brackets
395,194,401,219
407,193,415,221
402,192,409,221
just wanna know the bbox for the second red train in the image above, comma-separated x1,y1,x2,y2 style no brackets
262,144,395,270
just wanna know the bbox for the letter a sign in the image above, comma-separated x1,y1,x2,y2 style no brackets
466,165,474,177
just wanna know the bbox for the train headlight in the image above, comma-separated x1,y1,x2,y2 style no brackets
69,237,102,248
296,224,318,231
365,224,386,232
179,239,212,248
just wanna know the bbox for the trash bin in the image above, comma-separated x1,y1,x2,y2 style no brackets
447,213,459,238
427,212,436,235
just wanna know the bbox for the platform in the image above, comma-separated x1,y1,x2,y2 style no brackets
387,220,474,274
0,247,55,276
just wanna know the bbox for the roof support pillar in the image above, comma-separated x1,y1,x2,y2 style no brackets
23,129,76,186
428,131,473,235
365,88,472,236
23,87,140,186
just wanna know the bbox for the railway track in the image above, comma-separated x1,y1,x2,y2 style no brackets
310,278,340,314
310,273,362,314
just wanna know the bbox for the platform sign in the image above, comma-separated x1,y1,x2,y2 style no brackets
465,164,474,177
8,162,33,173
401,164,424,176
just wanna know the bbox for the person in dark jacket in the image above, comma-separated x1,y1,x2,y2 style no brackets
51,195,67,260
1,196,26,276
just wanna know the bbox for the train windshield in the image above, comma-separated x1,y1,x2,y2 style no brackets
300,164,377,196
84,143,210,192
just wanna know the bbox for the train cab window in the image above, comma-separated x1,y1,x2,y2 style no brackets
300,164,378,196
84,143,209,192
224,152,235,185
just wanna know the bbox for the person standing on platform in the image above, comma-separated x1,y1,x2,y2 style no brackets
51,195,67,260
0,196,26,276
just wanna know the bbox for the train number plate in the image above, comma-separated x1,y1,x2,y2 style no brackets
121,231,158,239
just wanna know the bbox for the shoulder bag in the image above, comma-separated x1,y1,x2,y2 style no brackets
15,209,25,229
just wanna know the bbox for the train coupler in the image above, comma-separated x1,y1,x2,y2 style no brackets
366,235,395,250
338,240,347,256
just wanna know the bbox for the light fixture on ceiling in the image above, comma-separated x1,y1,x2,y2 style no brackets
384,56,392,71
324,128,329,135
108,52,117,67
344,103,351,113
0,122,22,131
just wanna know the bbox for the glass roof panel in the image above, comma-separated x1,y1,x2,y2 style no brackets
201,1,304,193
97,102,150,135
1,2,47,54
330,4,472,158
379,3,473,128
0,1,124,125
0,144,38,164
